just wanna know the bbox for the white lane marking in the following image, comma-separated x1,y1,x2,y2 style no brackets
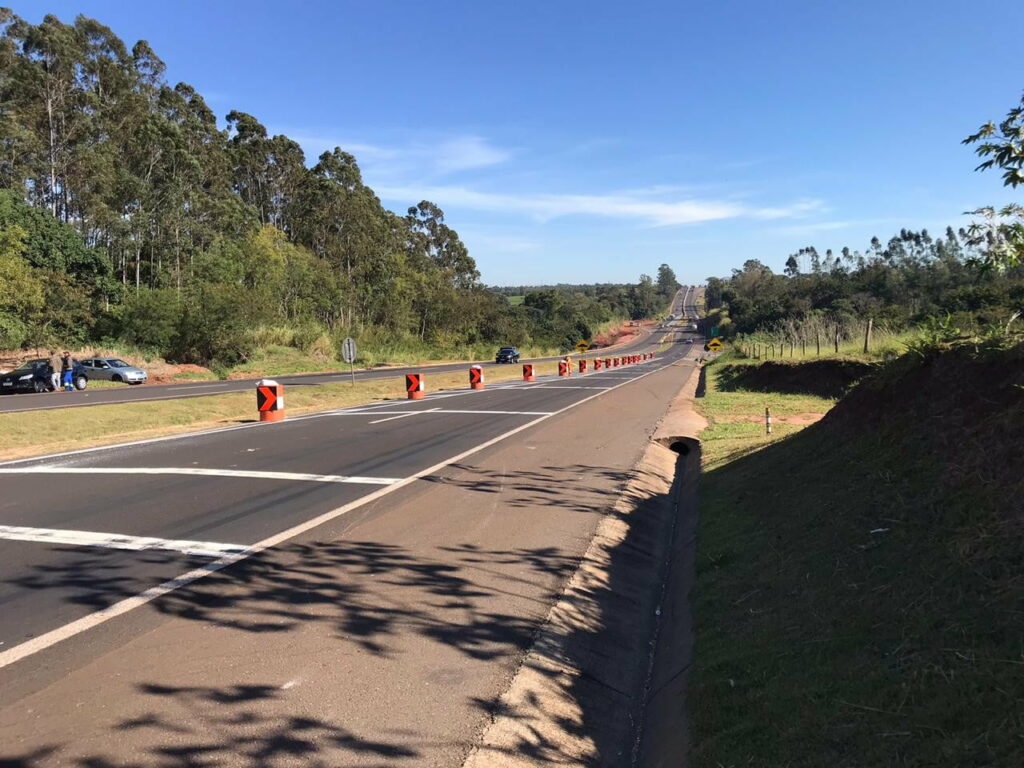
0,356,692,670
533,385,613,390
352,408,555,419
0,467,400,485
168,384,230,391
369,408,440,424
0,525,248,558
431,409,554,416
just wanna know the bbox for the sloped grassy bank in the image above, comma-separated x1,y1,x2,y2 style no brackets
691,346,1024,766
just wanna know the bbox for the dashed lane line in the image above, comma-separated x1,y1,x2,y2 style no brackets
0,525,248,559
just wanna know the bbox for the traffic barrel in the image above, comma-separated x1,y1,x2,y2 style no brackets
579,359,587,374
257,379,285,422
594,358,602,371
605,358,612,369
523,363,535,382
558,360,570,377
469,365,484,390
406,373,425,400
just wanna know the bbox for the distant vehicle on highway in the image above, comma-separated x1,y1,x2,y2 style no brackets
494,346,520,363
80,357,148,384
0,359,88,393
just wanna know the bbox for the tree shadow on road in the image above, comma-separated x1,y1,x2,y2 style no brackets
3,458,667,767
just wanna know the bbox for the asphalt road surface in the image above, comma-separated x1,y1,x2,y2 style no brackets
0,292,704,765
0,323,663,416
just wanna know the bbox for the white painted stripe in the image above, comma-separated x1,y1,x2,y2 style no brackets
533,385,613,390
0,467,400,485
357,408,554,418
369,408,439,424
0,525,248,558
429,409,554,416
0,356,691,670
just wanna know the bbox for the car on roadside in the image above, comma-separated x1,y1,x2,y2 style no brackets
79,357,148,384
0,359,89,393
494,346,520,363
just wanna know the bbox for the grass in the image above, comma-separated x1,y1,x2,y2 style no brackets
697,353,836,468
690,351,1023,766
506,295,525,306
0,358,597,461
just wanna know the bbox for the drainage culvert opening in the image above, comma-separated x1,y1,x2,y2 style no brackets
655,436,699,457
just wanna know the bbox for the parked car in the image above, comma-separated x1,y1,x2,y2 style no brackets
0,359,88,393
495,346,520,363
79,357,148,384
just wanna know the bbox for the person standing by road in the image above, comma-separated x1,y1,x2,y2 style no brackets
47,349,60,392
61,351,73,391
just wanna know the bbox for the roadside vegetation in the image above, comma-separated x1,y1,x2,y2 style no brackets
690,89,1024,765
0,10,678,373
692,344,1024,766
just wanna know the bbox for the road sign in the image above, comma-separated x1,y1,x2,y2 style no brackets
710,326,719,337
341,337,357,384
707,338,724,353
341,337,357,363
575,340,590,353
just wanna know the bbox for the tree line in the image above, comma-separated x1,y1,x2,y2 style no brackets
0,10,675,365
704,91,1024,346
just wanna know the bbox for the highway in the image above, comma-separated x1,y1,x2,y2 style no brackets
0,323,661,415
0,288,704,765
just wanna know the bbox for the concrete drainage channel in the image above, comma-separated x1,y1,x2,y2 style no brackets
462,363,705,768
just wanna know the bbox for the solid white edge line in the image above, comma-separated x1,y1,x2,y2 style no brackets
0,525,248,559
0,355,688,671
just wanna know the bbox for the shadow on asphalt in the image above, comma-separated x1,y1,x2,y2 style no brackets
3,457,686,766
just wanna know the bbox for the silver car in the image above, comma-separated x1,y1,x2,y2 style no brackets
80,357,148,385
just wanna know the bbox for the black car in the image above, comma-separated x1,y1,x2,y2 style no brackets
495,346,520,363
0,359,89,393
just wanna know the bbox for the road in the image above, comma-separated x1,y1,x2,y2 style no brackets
0,288,704,765
0,323,661,415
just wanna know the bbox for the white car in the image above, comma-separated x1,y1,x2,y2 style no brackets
80,357,148,384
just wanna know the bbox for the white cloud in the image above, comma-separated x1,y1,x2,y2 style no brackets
434,136,511,172
288,133,509,176
375,184,823,228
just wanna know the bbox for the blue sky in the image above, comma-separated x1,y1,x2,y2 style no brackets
14,0,1024,285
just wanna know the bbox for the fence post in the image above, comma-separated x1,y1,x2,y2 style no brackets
765,406,772,435
834,329,840,354
863,317,873,354
816,330,820,356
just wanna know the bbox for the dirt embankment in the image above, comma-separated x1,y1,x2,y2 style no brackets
716,358,876,399
591,319,654,350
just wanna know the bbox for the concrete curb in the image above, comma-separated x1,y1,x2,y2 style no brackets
462,361,704,767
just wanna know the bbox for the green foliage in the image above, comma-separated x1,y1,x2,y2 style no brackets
963,91,1024,269
708,229,1024,346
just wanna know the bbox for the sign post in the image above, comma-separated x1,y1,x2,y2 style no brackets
341,337,357,384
